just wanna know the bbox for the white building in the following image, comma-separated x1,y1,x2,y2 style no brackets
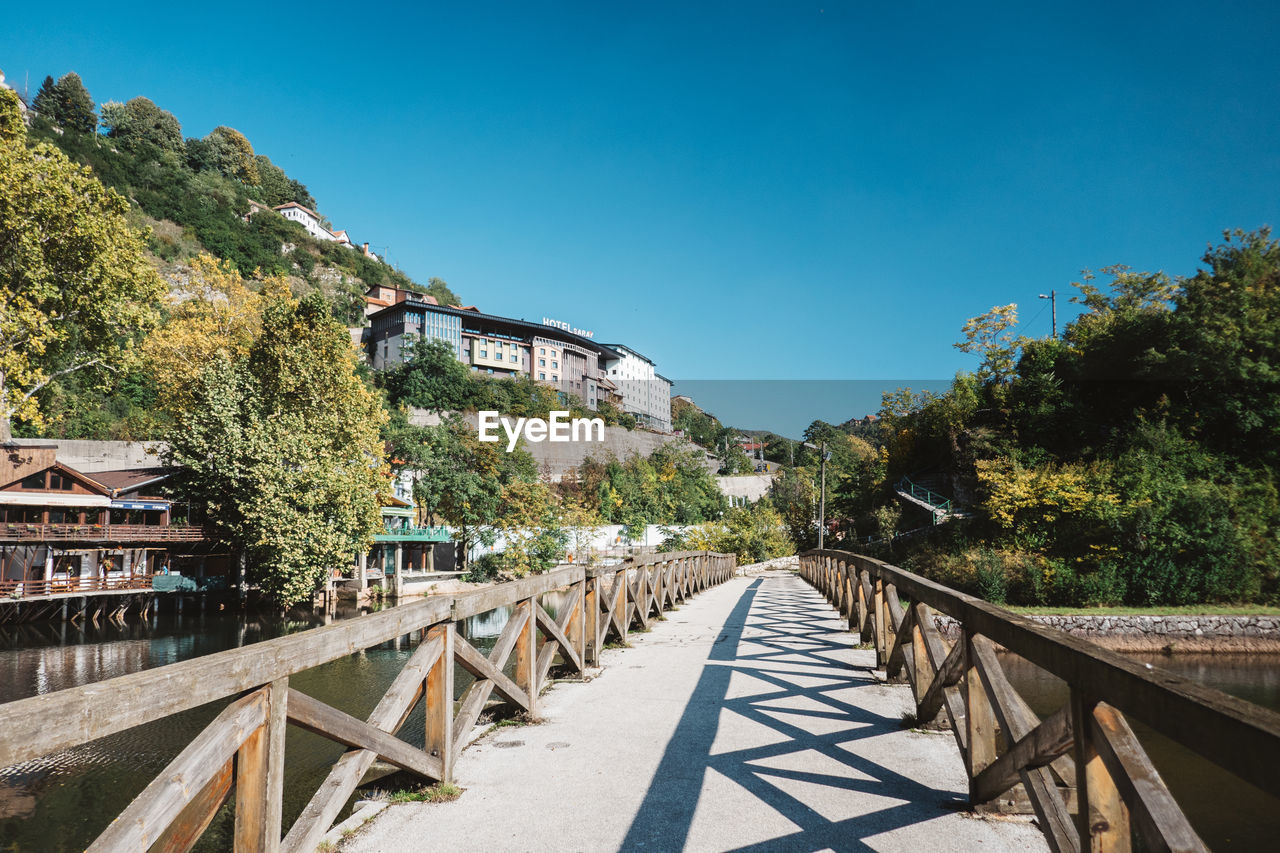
274,202,338,242
0,69,27,117
601,344,672,432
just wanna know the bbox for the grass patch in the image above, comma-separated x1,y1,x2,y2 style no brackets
1009,604,1280,616
602,639,631,650
388,782,463,804
481,712,539,737
852,641,875,650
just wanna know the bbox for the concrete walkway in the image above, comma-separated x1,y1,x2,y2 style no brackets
346,571,1047,853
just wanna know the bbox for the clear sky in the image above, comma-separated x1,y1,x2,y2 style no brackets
5,1,1279,432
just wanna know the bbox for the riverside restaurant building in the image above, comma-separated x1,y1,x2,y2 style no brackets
0,444,221,597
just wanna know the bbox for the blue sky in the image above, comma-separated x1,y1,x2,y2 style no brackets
6,1,1279,431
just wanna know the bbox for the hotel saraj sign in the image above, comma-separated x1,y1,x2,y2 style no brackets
541,317,594,339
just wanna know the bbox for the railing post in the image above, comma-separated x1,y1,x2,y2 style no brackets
912,604,933,705
584,575,600,665
873,575,887,668
964,634,997,803
855,569,867,642
233,677,287,852
617,568,629,643
516,597,537,714
568,574,585,667
843,562,856,631
1071,689,1131,853
425,621,454,782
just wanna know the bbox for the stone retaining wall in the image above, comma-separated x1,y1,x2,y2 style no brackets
932,613,1280,653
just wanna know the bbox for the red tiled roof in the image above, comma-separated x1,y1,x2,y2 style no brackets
274,201,322,220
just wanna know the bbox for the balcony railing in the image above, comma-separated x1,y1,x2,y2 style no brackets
372,525,451,542
0,574,155,598
0,523,211,543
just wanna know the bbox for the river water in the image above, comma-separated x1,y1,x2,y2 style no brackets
0,607,1275,851
999,651,1280,851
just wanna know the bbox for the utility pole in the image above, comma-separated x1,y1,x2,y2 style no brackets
818,441,827,551
1039,289,1057,338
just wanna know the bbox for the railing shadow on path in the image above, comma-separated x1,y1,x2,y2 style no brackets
619,574,974,853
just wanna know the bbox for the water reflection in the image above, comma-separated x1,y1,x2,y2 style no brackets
998,651,1280,851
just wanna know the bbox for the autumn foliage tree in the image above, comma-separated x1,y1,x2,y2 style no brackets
0,104,164,440
142,255,264,415
167,285,389,606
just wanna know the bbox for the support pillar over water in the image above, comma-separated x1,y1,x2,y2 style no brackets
393,544,404,598
358,551,368,590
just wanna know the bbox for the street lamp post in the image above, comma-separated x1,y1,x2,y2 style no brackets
818,441,827,550
1039,289,1057,338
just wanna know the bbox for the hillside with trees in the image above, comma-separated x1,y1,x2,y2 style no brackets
8,69,460,440
801,230,1280,607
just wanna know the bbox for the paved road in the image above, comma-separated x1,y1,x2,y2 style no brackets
347,570,1047,853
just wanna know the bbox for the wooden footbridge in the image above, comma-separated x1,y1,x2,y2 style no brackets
1,548,1278,852
0,551,734,851
801,549,1280,852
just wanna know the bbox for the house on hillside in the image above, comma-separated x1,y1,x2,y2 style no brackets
0,69,27,118
0,444,223,597
274,202,339,242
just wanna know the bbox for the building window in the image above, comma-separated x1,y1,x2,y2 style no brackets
480,350,487,358
552,375,559,382
539,348,545,355
19,472,44,489
539,358,546,367
551,350,557,358
539,372,546,380
551,361,558,369
49,471,74,490
510,355,518,363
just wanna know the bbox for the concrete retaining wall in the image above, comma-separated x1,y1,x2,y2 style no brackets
407,408,718,481
717,473,774,504
9,439,167,472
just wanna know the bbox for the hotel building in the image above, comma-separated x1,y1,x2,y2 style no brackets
366,293,621,414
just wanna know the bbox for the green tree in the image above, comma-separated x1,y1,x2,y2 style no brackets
492,480,569,577
390,337,474,410
955,303,1021,383
771,465,817,549
167,285,390,606
252,154,293,206
0,119,164,440
100,97,183,152
204,126,259,184
37,72,96,134
426,277,461,307
392,414,537,570
31,76,56,117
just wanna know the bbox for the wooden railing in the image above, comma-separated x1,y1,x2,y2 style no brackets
800,549,1280,853
0,574,156,598
0,550,736,852
0,523,210,542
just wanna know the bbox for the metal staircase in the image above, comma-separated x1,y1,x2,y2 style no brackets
894,474,959,524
